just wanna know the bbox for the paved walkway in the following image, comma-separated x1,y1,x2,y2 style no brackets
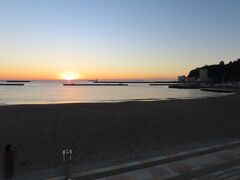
96,143,240,179
69,140,240,180
12,139,240,179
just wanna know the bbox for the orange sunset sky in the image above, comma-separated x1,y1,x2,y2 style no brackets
1,1,239,80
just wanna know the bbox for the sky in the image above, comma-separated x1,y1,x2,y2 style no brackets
0,0,240,80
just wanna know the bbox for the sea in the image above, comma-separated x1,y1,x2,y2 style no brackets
0,80,231,105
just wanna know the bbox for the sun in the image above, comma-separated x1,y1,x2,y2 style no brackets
60,72,80,81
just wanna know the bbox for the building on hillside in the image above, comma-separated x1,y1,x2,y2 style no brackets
197,69,213,83
178,75,186,82
219,61,225,66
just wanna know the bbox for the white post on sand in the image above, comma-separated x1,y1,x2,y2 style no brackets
63,149,72,179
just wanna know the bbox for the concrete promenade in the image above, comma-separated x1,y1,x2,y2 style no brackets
13,139,240,180
7,139,240,180
68,140,240,180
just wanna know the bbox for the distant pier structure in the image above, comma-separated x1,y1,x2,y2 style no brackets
6,80,30,82
0,83,25,86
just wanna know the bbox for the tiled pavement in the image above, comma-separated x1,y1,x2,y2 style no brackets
96,147,240,179
196,165,240,179
67,140,240,179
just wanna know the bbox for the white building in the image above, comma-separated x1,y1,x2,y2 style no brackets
197,69,213,82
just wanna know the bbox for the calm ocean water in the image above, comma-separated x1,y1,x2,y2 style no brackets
0,80,230,105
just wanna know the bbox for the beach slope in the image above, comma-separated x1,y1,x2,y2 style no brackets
0,92,239,174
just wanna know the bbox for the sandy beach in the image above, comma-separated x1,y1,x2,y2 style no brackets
0,92,239,174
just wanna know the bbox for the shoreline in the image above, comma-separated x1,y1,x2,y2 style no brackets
0,92,234,107
0,91,239,174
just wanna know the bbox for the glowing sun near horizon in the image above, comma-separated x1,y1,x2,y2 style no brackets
60,72,80,81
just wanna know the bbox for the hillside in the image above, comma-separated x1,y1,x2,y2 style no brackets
188,59,240,83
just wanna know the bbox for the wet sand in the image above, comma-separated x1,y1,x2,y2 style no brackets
0,92,239,174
